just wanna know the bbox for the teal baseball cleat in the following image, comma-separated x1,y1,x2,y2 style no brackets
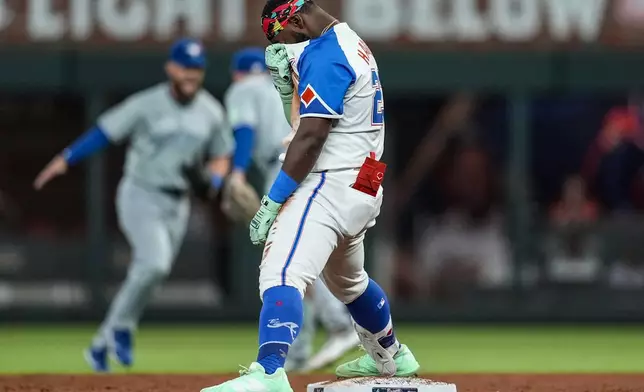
335,344,420,378
201,363,294,392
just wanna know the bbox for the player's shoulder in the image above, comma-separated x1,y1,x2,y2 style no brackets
299,23,363,76
299,24,347,64
125,83,166,104
225,75,270,99
198,89,226,119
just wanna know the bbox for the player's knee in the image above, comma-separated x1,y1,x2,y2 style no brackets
129,258,172,282
125,263,170,291
259,281,306,300
258,267,314,300
148,261,172,279
321,268,369,304
131,264,170,283
130,245,173,277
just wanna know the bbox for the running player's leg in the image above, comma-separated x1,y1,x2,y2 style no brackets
313,279,353,331
283,292,315,371
167,195,191,259
287,279,356,372
297,278,358,372
256,173,339,375
322,233,419,377
91,182,175,361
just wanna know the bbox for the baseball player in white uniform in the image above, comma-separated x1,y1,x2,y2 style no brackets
202,1,419,391
34,39,233,373
225,47,359,372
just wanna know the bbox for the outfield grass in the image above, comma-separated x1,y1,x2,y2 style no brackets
0,325,643,374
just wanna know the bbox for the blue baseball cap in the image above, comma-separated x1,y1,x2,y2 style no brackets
169,38,206,69
231,48,267,74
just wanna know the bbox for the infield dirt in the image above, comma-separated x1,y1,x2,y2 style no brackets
2,374,644,392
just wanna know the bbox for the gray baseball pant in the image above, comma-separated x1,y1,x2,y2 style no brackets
92,178,190,347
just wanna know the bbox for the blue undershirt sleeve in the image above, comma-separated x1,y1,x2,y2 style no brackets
62,126,111,166
232,125,255,172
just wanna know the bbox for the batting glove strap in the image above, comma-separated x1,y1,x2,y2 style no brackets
261,195,282,212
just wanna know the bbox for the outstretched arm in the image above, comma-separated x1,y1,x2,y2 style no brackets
33,126,111,190
34,93,143,190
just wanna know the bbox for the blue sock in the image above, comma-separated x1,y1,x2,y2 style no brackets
257,286,303,374
346,279,398,350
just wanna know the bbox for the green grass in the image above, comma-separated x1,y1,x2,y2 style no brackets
1,325,643,374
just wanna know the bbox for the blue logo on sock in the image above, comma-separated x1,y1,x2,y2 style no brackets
378,329,396,349
267,318,299,340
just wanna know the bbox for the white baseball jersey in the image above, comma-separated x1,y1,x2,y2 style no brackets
284,23,385,172
224,74,291,174
98,83,233,190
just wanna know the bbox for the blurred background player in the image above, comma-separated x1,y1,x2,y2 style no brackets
582,90,644,211
224,47,359,372
33,38,233,373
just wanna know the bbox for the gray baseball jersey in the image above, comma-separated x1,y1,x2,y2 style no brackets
98,83,233,190
224,74,291,174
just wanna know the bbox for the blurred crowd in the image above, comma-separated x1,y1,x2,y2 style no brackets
386,92,644,301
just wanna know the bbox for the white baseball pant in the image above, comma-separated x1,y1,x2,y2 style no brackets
259,169,383,305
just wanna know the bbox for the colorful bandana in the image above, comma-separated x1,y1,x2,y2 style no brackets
262,0,308,41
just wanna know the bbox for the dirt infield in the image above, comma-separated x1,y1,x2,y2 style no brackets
3,374,644,392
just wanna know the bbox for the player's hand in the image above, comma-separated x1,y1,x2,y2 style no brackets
229,170,246,185
265,44,294,100
34,155,68,190
249,195,283,245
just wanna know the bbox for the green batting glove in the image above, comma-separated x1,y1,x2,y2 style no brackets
265,44,294,121
250,195,283,245
265,44,292,92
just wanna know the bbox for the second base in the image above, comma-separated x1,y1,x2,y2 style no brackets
307,377,457,392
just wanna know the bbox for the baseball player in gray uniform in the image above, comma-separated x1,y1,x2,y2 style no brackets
33,39,233,373
224,48,359,372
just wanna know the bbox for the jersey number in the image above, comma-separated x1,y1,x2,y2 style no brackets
371,69,384,126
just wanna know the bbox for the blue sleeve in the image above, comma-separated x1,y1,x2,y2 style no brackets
297,46,356,119
62,126,111,166
232,125,255,172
